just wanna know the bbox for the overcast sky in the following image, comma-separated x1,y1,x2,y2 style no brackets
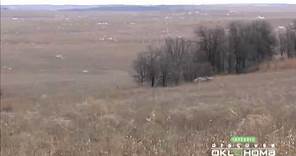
2,0,296,5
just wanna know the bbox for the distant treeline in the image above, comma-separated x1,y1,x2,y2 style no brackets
133,20,296,87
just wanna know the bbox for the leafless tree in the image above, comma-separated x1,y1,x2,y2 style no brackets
197,26,228,73
162,38,191,85
133,52,148,85
286,20,296,58
133,46,160,87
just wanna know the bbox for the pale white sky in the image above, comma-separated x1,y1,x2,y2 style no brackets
2,0,296,5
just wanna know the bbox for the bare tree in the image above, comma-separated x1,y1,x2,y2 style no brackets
158,50,170,87
278,31,288,56
133,47,160,87
275,20,296,58
197,26,229,73
249,20,276,62
133,52,148,85
163,38,191,85
145,47,160,87
228,21,250,73
286,20,296,58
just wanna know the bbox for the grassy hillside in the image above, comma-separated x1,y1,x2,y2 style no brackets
2,70,296,155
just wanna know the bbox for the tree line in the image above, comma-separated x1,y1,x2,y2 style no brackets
133,20,296,87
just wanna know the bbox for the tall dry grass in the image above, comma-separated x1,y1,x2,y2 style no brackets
1,70,296,156
260,58,296,72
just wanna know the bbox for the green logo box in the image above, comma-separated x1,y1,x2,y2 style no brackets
230,136,257,143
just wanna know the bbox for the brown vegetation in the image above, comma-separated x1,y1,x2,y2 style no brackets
1,9,296,156
1,70,296,156
260,58,296,71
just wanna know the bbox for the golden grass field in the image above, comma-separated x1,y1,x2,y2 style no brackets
1,9,296,156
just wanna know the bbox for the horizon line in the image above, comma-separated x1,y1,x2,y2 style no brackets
2,3,296,6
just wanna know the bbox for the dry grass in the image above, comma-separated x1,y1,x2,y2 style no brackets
1,10,296,156
260,58,296,72
1,70,296,156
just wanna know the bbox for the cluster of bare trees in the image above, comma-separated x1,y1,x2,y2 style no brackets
133,38,212,87
133,20,296,87
198,20,277,73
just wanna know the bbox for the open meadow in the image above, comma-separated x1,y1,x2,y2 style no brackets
1,7,296,155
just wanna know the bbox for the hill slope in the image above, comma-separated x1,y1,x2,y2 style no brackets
1,70,296,155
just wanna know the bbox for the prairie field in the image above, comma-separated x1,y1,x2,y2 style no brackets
1,8,296,156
